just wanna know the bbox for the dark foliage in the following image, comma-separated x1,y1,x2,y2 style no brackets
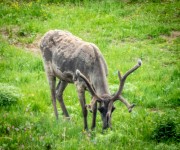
152,118,179,142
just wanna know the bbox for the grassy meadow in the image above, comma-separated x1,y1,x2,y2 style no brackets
0,0,179,149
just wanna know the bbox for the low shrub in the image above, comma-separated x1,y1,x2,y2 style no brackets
151,117,179,142
0,83,22,106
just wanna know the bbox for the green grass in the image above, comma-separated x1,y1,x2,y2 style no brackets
0,0,180,149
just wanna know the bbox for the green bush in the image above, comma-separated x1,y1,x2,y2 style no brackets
0,83,22,106
151,117,179,142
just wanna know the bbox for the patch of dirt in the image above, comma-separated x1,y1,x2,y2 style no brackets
161,31,180,42
0,27,41,54
0,26,19,40
24,36,41,54
148,108,164,115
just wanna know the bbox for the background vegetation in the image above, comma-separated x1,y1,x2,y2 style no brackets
0,0,179,149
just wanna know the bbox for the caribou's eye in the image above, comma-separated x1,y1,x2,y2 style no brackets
98,107,104,113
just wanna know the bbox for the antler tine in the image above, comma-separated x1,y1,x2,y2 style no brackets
122,59,142,82
111,59,142,101
118,70,122,81
76,70,102,101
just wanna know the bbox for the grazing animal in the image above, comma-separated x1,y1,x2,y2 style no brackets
40,30,141,130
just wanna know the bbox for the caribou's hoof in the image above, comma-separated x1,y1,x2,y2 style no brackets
128,104,135,113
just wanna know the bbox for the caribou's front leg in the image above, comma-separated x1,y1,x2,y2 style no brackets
75,83,88,130
91,101,97,130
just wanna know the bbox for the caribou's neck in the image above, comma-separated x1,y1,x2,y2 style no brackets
93,76,110,96
90,63,110,96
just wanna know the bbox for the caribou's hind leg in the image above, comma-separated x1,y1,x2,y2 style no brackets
47,75,58,119
56,80,69,118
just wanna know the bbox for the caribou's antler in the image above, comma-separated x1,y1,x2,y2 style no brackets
111,59,142,101
76,70,102,99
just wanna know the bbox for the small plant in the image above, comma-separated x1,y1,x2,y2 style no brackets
0,83,22,107
151,117,179,142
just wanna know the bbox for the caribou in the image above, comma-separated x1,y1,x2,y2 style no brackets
40,30,142,130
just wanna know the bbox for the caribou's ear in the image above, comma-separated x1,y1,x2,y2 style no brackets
85,96,101,113
85,104,93,113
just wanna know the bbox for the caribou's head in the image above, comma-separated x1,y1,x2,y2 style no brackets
76,59,142,129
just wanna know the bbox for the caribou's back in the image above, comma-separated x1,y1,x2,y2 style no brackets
40,30,108,83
